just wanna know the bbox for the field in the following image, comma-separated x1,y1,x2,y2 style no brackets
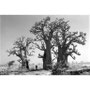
0,63,90,75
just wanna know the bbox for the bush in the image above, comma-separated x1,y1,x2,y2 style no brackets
52,62,68,75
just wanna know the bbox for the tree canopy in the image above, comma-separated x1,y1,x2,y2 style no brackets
7,36,34,69
51,18,86,67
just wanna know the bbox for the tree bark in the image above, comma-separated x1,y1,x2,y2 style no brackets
57,46,63,63
45,41,52,69
21,60,29,70
43,58,47,70
21,57,29,70
61,55,68,68
42,50,52,70
57,47,68,68
25,60,29,70
41,40,52,70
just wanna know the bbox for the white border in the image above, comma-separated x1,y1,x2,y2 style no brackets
0,0,90,15
0,0,90,90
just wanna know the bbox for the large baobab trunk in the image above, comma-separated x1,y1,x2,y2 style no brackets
57,47,68,68
22,49,30,70
25,60,29,70
57,46,63,63
42,40,52,70
21,60,29,70
21,57,29,70
45,41,52,69
43,58,47,70
57,46,64,64
61,55,68,68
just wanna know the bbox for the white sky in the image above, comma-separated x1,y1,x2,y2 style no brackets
0,15,89,65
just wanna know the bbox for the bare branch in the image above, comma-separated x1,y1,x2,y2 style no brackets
70,54,76,60
38,54,44,58
7,36,34,62
67,44,81,57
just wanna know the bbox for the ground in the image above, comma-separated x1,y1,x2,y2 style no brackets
0,63,90,75
0,70,52,75
9,70,52,75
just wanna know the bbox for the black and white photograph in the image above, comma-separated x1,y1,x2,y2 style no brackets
0,15,89,75
0,1,90,90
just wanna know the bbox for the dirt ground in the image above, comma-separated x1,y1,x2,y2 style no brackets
0,69,52,75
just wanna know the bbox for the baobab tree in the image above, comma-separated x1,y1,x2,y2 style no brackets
7,36,34,70
30,17,55,69
52,18,86,68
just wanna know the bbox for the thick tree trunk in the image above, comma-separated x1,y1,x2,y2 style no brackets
64,55,68,68
43,58,47,70
42,41,52,70
42,50,52,70
25,60,29,70
45,42,52,69
61,55,68,68
57,47,63,63
21,59,29,70
57,47,68,68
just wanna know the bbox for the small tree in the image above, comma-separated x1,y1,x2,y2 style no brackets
51,18,86,68
7,36,34,70
7,60,15,67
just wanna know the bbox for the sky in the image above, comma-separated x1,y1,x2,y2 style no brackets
0,15,89,65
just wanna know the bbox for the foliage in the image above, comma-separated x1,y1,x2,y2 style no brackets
7,36,34,69
51,18,86,61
